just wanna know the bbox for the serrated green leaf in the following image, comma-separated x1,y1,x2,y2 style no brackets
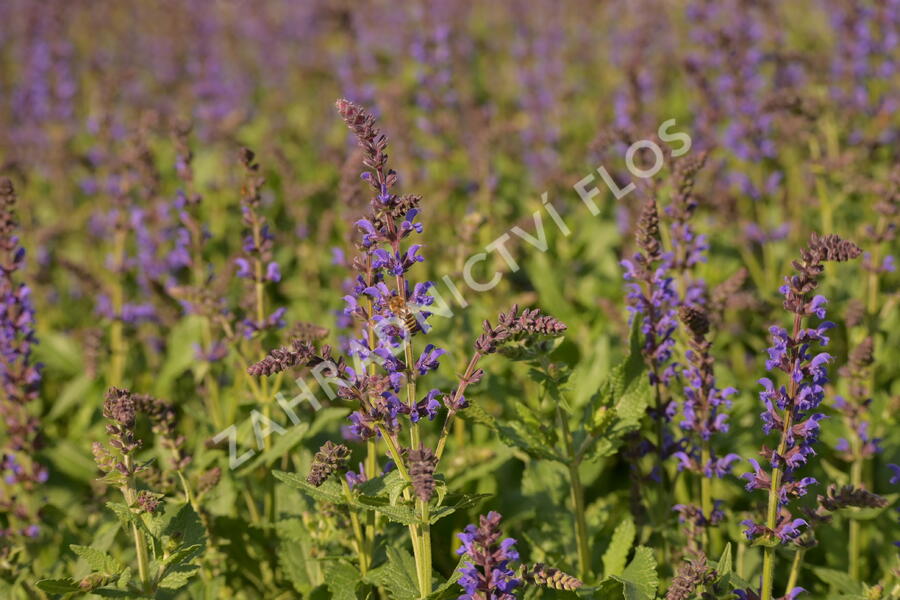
158,564,200,590
353,495,419,525
163,503,207,550
615,546,657,600
106,501,136,524
164,544,203,567
496,419,563,462
367,546,419,600
356,469,407,504
278,537,314,594
69,545,123,575
813,567,865,595
426,553,467,599
602,517,635,577
461,401,497,428
36,578,80,593
325,561,362,600
429,493,491,524
274,470,347,505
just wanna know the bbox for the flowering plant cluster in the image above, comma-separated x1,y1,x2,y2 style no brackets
0,3,899,600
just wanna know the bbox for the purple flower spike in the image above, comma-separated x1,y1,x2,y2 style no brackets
743,234,861,549
456,512,521,599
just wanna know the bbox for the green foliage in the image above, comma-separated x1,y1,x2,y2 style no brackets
602,518,636,578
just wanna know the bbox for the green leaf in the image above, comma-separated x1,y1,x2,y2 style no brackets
164,544,203,568
274,471,346,505
278,537,314,594
353,495,419,525
355,469,407,504
715,543,733,580
48,373,98,420
813,567,865,595
36,579,81,593
614,546,657,600
325,561,362,600
602,517,635,577
33,332,84,375
69,545,123,575
106,502,136,524
154,315,203,397
495,419,563,462
367,547,420,600
158,565,200,590
426,553,467,599
163,503,207,550
236,423,310,476
429,493,492,524
463,400,562,461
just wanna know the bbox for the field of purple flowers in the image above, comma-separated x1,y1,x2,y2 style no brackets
1,1,898,599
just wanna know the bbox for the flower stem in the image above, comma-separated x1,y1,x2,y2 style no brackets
417,498,432,597
557,403,590,579
434,353,482,464
761,314,803,600
377,426,426,594
785,547,805,595
700,442,713,549
122,456,151,593
341,479,369,576
365,439,378,564
849,455,863,579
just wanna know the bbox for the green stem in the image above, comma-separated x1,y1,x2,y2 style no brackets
365,439,378,565
849,455,863,579
377,425,425,594
557,403,590,579
342,480,369,575
417,498,432,597
700,442,713,549
785,548,805,595
122,456,151,594
761,315,802,600
435,353,482,464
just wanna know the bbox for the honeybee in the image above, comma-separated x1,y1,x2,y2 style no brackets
387,295,422,336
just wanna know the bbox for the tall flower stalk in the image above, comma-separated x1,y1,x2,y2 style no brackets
0,178,46,553
673,305,739,553
742,234,861,600
835,336,879,578
336,97,440,591
621,199,680,475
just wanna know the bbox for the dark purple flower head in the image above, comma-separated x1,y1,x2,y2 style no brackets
666,152,709,275
307,441,351,487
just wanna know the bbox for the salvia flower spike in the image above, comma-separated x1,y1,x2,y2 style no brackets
457,511,521,599
746,233,861,600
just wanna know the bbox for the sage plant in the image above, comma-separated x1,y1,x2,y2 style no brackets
742,234,861,600
0,178,45,550
673,304,739,552
621,199,680,471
